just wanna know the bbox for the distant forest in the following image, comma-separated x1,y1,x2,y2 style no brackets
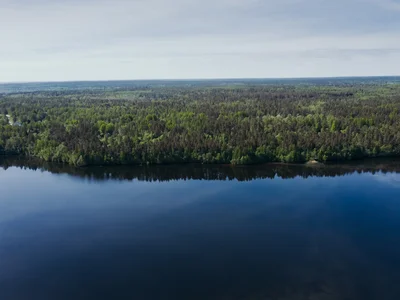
1,78,400,166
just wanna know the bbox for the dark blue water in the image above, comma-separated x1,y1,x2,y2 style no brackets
1,159,400,300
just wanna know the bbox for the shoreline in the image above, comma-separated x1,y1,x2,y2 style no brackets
2,155,400,183
1,154,400,169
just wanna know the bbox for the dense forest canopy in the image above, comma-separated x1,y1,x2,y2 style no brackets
1,78,400,166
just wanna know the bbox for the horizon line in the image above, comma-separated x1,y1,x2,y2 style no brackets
1,75,400,85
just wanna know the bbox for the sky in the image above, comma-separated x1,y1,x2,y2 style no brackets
0,0,400,82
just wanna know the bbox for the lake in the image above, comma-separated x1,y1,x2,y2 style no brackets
1,157,400,300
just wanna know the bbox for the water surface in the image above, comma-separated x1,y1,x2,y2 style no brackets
1,158,400,300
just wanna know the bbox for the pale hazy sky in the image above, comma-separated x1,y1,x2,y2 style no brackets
1,0,400,82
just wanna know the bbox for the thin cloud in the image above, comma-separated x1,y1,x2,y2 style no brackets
0,0,399,81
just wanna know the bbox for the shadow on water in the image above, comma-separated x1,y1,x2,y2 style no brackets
1,156,400,182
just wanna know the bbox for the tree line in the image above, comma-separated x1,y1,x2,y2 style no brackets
1,82,400,166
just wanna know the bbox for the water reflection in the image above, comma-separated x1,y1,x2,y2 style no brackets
1,157,400,300
1,156,400,182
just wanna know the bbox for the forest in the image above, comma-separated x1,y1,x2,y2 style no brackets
1,79,400,166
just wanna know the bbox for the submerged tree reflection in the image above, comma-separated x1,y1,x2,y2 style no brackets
1,157,400,183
